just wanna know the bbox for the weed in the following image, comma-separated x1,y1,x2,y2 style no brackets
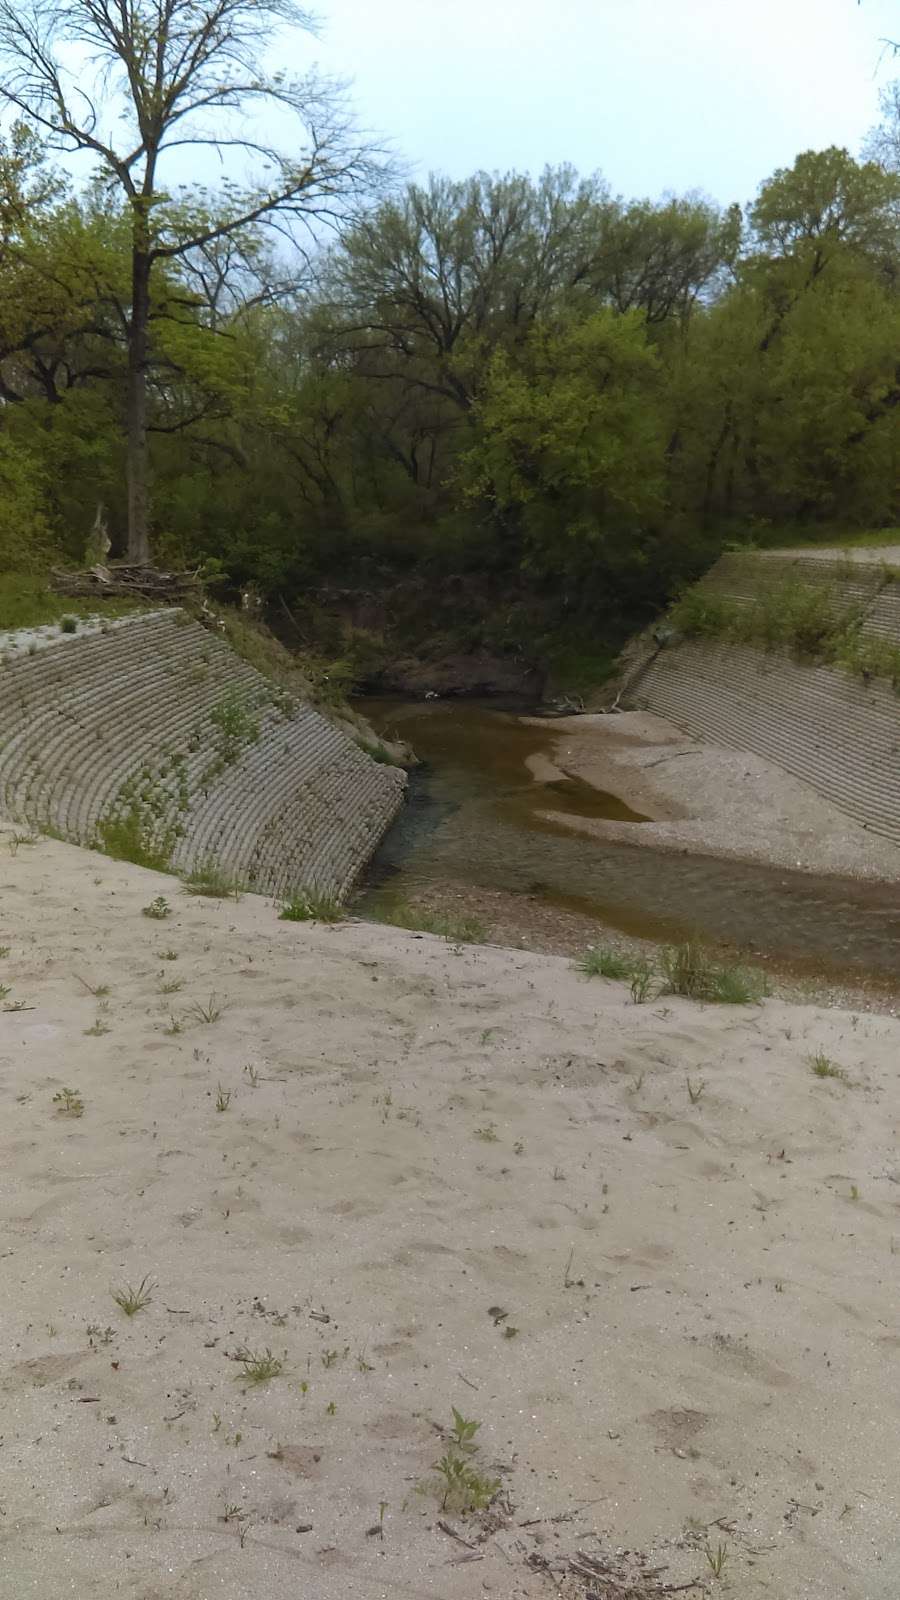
111,1276,155,1316
215,1084,231,1112
182,859,241,898
810,1051,847,1082
502,1325,520,1339
278,888,342,923
98,806,172,871
158,976,184,994
235,1347,283,1385
474,1123,499,1142
659,942,765,1005
0,983,10,1001
326,1400,337,1415
429,1408,500,1513
77,977,110,998
86,1324,115,1345
243,1063,260,1087
850,1184,860,1201
142,897,171,920
704,1540,729,1580
53,1087,84,1117
686,1077,706,1104
321,1348,340,1369
563,1247,584,1288
60,615,79,634
577,946,634,980
163,1012,183,1035
629,961,655,1004
376,900,486,943
188,994,224,1024
158,948,178,960
83,1017,111,1037
0,946,9,957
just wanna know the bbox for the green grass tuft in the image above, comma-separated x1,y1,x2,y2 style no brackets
278,888,343,923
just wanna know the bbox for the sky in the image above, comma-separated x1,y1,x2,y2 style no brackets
299,0,900,206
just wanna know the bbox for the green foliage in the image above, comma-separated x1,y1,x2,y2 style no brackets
577,946,636,980
181,859,241,898
375,900,487,944
97,804,172,871
278,888,343,923
658,943,767,1005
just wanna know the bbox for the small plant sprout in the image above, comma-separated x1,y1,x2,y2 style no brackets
142,896,171,920
0,946,10,957
474,1123,499,1142
809,1051,848,1082
163,1012,183,1035
112,1275,155,1316
158,975,183,994
326,1400,337,1415
850,1183,860,1201
243,1063,260,1088
686,1076,706,1104
158,948,178,960
429,1408,500,1514
53,1087,84,1117
188,994,223,1024
83,1016,111,1037
449,1408,480,1452
704,1540,729,1580
235,1348,283,1385
215,1084,231,1112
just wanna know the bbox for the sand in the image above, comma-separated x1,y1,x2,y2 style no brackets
2,826,900,1599
534,711,900,882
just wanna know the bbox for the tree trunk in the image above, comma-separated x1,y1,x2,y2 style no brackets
126,222,152,565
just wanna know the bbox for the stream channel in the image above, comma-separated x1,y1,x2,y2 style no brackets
355,698,900,987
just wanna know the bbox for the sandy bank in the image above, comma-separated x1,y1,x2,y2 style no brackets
537,711,900,882
1,829,899,1597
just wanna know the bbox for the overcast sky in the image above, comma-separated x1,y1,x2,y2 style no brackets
303,0,899,206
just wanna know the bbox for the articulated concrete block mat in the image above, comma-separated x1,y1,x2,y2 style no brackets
0,610,405,896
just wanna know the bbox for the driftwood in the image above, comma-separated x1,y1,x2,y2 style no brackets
50,563,202,603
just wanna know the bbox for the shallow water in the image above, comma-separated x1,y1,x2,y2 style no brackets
357,698,900,983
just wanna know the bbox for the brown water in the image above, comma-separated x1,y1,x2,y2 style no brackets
357,699,900,985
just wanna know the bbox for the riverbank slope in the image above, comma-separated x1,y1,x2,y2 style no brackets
2,827,898,1598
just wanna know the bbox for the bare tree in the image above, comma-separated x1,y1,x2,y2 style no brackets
0,0,384,562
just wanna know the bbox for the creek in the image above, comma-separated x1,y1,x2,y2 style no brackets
355,698,900,986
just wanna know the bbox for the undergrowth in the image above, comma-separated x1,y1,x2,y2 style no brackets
577,941,766,1005
670,573,900,689
375,900,487,944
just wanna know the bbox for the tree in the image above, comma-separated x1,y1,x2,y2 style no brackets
0,0,382,563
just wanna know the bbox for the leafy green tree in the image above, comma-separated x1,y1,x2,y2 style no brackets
0,0,382,563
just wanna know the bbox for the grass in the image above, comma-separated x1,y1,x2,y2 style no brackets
577,946,635,980
235,1347,283,1385
182,859,242,898
0,572,144,632
658,942,766,1005
577,940,765,1006
215,1084,231,1111
187,993,224,1024
375,900,487,944
809,1051,848,1082
111,1275,155,1316
278,888,343,923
